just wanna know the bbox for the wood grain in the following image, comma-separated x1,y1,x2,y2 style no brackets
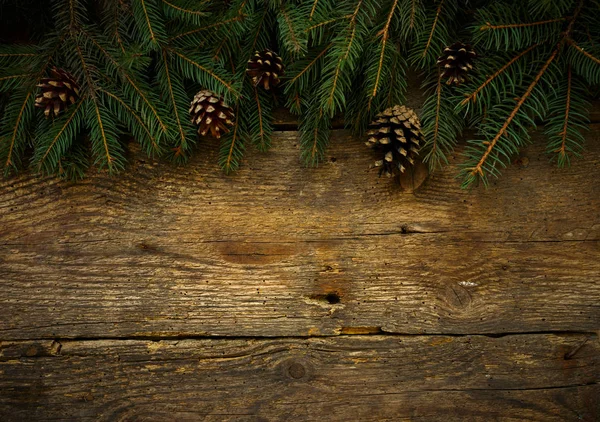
1,127,599,339
1,334,598,421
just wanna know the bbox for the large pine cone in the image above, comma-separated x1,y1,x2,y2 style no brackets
437,42,476,86
189,90,234,139
366,105,423,177
35,67,80,117
246,49,284,90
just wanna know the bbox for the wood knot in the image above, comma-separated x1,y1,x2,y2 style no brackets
281,359,312,381
444,283,473,311
287,362,306,379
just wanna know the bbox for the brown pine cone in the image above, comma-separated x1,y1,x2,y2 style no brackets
189,90,235,138
246,49,284,90
366,105,423,177
35,67,80,117
437,42,476,86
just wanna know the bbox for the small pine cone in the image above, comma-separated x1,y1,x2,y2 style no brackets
366,105,423,177
437,42,476,86
35,67,80,117
246,49,284,90
189,90,235,139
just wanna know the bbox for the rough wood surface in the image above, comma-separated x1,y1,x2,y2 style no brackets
1,128,600,339
1,334,598,421
1,122,599,420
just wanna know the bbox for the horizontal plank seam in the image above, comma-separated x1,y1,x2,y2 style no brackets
1,330,597,345
2,237,600,247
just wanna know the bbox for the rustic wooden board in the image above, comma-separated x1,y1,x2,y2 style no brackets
1,128,599,339
1,334,598,421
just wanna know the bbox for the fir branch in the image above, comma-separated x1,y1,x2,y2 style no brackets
79,30,168,133
557,65,573,158
74,41,116,171
460,44,539,106
168,17,242,42
566,38,600,65
310,0,320,20
423,0,445,58
544,65,590,166
161,0,208,15
170,49,240,99
287,44,331,86
371,0,399,98
479,17,566,31
161,49,186,151
4,92,32,171
37,100,85,169
427,74,443,164
220,102,245,174
466,49,558,183
97,87,161,155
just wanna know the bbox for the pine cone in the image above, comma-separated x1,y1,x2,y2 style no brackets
437,42,476,86
246,49,284,90
366,105,423,177
35,67,80,117
189,90,234,139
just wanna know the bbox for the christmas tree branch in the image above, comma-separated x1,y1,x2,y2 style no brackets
566,38,600,65
460,44,538,106
4,93,32,170
557,65,572,158
422,0,445,58
479,17,566,31
161,49,186,150
372,0,399,98
469,49,557,178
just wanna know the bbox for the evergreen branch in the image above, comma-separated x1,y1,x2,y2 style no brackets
468,49,557,178
288,44,331,85
310,0,319,20
97,88,160,154
479,17,566,31
4,92,31,170
566,38,600,65
80,30,168,133
564,0,584,36
279,5,306,55
38,100,84,167
306,15,351,32
429,73,443,162
221,102,244,174
372,0,399,98
460,44,538,106
409,0,418,29
253,86,265,149
74,41,116,170
91,99,113,170
423,0,445,58
140,0,157,44
69,0,77,28
161,0,207,15
162,49,186,150
557,65,572,157
170,49,240,97
168,17,241,42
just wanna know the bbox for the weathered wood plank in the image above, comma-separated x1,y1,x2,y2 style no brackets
0,334,598,421
1,128,599,339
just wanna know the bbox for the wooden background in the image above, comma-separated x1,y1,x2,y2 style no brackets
1,110,599,420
